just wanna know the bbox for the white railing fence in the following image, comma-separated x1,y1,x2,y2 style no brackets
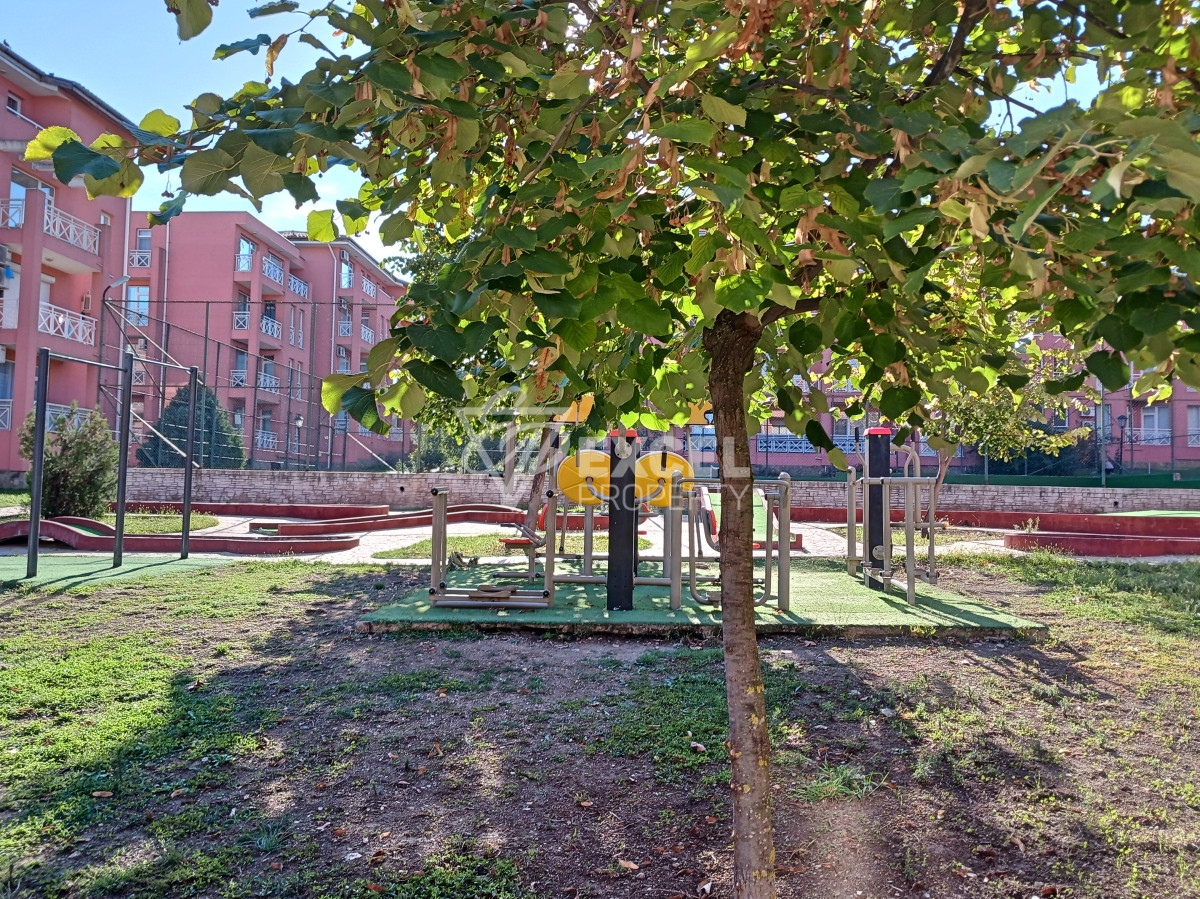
43,206,100,254
0,198,24,228
260,315,282,340
254,429,278,450
361,323,375,343
38,302,97,346
257,371,280,392
0,398,11,431
361,276,377,298
230,369,248,388
128,250,151,267
288,274,309,298
234,253,253,272
262,256,285,284
233,309,249,330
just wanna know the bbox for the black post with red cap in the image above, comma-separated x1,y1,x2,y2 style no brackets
864,427,892,591
607,428,638,610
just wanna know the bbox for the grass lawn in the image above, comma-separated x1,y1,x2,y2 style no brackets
1,552,1198,897
0,487,30,508
98,513,221,535
831,524,999,549
372,531,652,560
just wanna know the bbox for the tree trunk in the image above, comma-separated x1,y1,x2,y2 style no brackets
523,424,557,532
703,310,777,899
930,449,953,517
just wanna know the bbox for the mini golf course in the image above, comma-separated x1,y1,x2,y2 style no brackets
0,553,231,589
359,559,1040,638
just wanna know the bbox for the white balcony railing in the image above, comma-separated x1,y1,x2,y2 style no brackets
128,250,151,267
254,429,278,450
43,206,100,254
38,302,97,345
45,403,89,432
361,276,377,298
230,369,248,388
335,416,348,433
257,371,280,392
260,315,282,340
234,253,253,272
0,198,23,228
361,324,375,343
336,363,351,374
1133,428,1171,446
338,319,352,337
0,398,11,431
262,256,285,284
756,433,860,454
131,369,146,386
358,423,373,437
233,308,249,330
1,297,16,329
288,274,308,298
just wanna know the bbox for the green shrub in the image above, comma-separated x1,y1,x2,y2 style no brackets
19,403,119,519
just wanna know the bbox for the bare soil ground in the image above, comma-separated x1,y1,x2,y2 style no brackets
1,557,1197,898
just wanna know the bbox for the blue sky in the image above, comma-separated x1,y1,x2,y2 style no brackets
3,2,388,257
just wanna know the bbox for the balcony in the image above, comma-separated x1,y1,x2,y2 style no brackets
1,296,16,329
234,253,253,272
45,402,89,432
39,302,97,346
260,315,282,341
262,256,285,284
361,276,377,298
1133,428,1171,446
0,398,10,430
336,363,351,374
257,371,280,393
0,199,20,229
128,250,151,268
132,369,146,386
361,323,375,343
43,206,100,255
755,433,860,454
338,319,352,337
254,429,278,450
358,423,373,437
233,308,249,330
230,368,248,388
288,274,309,298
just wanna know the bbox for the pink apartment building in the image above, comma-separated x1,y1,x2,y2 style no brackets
0,43,134,483
114,213,412,470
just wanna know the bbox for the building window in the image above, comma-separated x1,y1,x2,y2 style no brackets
10,168,53,205
125,285,150,326
6,95,20,115
236,236,255,270
1188,406,1200,447
136,229,152,252
340,251,353,289
99,213,112,227
297,309,304,348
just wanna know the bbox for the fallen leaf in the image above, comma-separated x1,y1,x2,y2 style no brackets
417,766,426,776
379,831,392,839
579,800,593,807
344,852,362,861
775,864,806,874
269,862,282,871
697,882,713,896
704,816,717,824
370,850,387,866
428,743,443,758
366,885,385,894
316,783,330,790
618,859,639,871
690,741,707,753
388,752,399,760
169,788,185,799
1010,835,1026,853
333,828,347,837
1041,888,1059,897
91,791,113,798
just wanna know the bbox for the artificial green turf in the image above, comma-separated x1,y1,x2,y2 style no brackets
1105,509,1200,517
0,554,232,591
363,558,1040,633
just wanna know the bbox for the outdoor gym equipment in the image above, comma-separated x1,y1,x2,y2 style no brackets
24,347,202,578
845,428,940,604
426,429,796,612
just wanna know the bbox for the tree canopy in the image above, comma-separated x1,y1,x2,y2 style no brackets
136,383,247,469
35,0,1200,893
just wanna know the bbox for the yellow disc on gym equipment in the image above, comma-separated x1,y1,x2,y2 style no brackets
635,451,694,508
556,450,610,505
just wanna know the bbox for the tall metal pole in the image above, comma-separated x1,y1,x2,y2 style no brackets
181,366,198,560
113,351,134,569
1099,383,1107,487
26,347,50,580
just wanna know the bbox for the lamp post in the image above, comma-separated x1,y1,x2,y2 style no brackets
95,275,130,409
1117,413,1128,475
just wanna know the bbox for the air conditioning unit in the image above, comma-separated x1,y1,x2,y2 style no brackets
81,291,92,314
0,245,11,267
136,337,148,353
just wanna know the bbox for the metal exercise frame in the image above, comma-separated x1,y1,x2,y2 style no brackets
845,447,939,604
26,348,202,578
425,471,795,613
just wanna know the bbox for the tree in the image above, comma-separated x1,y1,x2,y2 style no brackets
922,350,1092,498
136,383,247,469
19,404,119,519
40,2,1200,893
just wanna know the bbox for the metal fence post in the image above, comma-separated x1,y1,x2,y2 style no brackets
181,366,198,559
113,351,134,569
26,347,50,580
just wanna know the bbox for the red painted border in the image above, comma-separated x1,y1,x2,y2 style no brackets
1004,531,1200,557
121,502,390,519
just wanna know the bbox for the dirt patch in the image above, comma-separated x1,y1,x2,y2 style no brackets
2,560,1198,898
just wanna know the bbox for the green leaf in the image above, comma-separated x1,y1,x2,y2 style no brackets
179,148,236,195
307,209,338,242
25,126,81,162
248,1,300,17
804,419,834,452
342,386,387,435
407,324,466,363
617,297,673,335
519,248,573,276
167,0,214,39
50,140,120,184
863,178,903,213
877,386,922,420
788,321,823,355
139,109,182,136
882,209,938,240
240,143,286,196
495,226,538,250
321,372,367,415
1085,350,1129,391
1094,314,1143,353
214,34,272,60
653,119,716,143
700,94,746,127
415,52,468,82
405,359,465,401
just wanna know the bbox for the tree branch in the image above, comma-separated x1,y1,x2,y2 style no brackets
925,0,989,86
955,66,1043,116
1048,0,1128,41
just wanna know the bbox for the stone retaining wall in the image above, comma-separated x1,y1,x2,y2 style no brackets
126,469,538,509
126,468,1200,515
